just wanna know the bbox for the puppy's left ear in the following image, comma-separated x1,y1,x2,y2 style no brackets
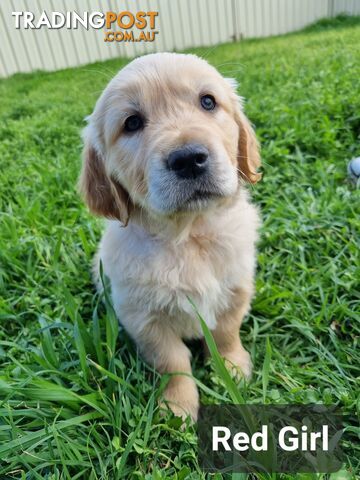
226,79,262,184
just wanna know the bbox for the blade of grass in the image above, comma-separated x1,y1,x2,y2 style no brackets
262,337,272,402
38,316,59,369
0,411,102,457
74,319,90,383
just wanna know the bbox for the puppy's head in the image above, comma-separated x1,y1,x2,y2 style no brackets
79,53,261,224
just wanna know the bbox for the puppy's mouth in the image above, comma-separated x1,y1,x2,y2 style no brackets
174,187,224,212
184,189,221,203
148,160,238,214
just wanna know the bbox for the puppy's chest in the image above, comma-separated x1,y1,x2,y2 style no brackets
143,233,245,333
146,234,241,318
163,236,233,289
108,220,253,331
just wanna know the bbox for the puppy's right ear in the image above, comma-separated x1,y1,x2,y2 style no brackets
78,142,131,226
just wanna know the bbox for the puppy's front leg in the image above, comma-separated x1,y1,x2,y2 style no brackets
138,321,199,422
210,289,253,380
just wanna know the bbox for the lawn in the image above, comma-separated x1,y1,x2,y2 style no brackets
0,16,359,480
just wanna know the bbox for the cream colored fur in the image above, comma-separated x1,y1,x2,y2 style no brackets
79,52,261,421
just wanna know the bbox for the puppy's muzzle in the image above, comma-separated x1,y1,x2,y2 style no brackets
166,144,209,180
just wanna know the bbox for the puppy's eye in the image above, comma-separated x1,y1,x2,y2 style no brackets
200,94,216,111
124,115,143,133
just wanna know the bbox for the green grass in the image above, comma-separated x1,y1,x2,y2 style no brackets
0,15,359,479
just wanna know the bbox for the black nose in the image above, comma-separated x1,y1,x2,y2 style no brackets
167,144,209,179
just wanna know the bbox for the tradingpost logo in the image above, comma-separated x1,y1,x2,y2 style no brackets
12,10,159,43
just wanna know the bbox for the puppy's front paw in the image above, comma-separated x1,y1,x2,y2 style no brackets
161,375,199,422
223,346,252,381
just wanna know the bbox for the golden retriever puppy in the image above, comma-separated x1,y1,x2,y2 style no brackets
79,52,261,421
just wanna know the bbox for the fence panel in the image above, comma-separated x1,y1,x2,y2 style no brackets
332,0,360,14
0,0,359,77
